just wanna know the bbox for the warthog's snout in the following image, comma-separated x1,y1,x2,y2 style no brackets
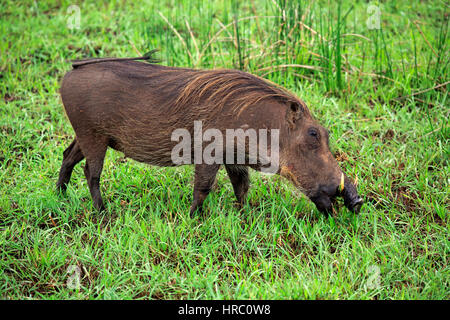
342,176,364,214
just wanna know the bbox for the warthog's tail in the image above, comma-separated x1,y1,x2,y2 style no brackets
71,49,160,68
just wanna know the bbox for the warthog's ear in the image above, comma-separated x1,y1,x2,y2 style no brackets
286,102,302,128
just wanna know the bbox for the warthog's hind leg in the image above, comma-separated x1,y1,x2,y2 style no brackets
56,139,85,192
83,155,107,211
77,135,108,212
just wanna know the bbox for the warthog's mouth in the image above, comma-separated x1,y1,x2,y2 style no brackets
310,193,363,216
309,194,334,215
309,175,364,216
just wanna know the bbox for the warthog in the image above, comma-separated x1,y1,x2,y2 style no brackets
57,55,363,216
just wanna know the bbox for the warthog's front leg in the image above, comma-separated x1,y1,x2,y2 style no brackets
190,164,220,216
225,165,249,208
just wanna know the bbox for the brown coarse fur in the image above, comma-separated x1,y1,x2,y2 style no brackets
57,56,362,216
72,56,308,117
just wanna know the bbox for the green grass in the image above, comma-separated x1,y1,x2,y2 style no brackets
0,0,448,299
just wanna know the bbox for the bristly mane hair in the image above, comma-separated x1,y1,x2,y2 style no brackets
71,53,309,116
173,69,309,115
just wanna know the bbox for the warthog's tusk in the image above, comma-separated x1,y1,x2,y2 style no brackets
339,173,345,192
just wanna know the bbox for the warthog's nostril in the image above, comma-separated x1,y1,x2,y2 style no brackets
349,197,363,214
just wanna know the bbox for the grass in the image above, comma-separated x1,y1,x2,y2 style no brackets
0,0,448,299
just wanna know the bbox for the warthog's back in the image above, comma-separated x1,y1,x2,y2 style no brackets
60,59,298,165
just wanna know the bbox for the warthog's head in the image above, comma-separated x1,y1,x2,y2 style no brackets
280,102,363,216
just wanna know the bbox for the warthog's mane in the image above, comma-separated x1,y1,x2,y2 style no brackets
172,68,310,115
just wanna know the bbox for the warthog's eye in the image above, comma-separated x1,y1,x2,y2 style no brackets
308,127,319,138
306,127,320,149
